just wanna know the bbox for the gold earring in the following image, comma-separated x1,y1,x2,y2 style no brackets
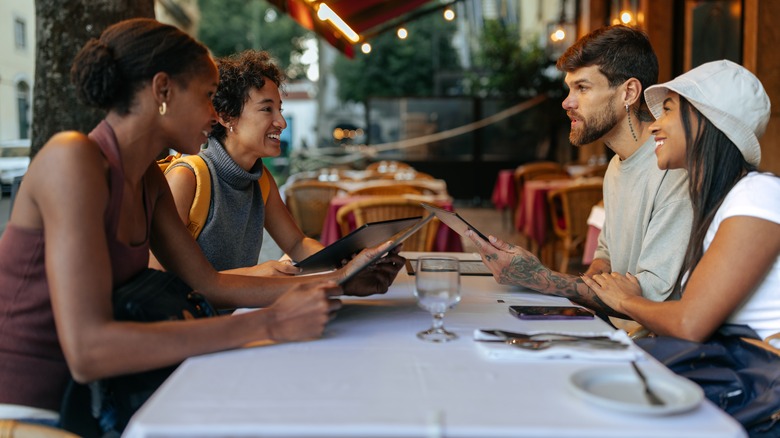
159,102,167,116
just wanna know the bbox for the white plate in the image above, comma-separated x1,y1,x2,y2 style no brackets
569,364,704,415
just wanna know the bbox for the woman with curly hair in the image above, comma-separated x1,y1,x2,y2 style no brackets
161,50,402,295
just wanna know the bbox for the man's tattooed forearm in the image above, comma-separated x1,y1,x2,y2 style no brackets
498,256,624,317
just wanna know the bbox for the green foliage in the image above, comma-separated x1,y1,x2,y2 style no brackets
333,13,461,103
198,0,312,79
468,21,562,100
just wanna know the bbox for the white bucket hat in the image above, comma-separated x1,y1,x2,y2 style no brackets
644,59,770,167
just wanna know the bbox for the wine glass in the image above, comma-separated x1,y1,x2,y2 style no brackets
414,256,461,342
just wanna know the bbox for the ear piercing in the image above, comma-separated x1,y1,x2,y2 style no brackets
159,102,167,116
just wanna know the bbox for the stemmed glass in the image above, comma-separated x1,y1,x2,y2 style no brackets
414,256,461,342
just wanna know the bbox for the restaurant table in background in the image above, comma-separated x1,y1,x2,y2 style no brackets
490,169,516,228
124,251,745,438
281,171,449,201
583,203,605,265
320,195,464,252
514,177,604,248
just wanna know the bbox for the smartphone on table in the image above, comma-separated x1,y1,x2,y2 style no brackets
509,305,594,320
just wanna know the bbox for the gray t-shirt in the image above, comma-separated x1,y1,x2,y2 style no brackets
594,137,692,302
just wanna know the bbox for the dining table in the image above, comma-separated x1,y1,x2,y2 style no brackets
320,194,464,252
124,251,745,438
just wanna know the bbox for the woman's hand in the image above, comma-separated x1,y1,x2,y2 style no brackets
243,260,301,277
580,272,641,314
340,242,405,297
266,281,342,342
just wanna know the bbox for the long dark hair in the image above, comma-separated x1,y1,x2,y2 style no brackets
676,97,756,291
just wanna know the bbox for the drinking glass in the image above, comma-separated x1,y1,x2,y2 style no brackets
414,256,461,342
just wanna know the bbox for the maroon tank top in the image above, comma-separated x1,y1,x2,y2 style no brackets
0,120,154,411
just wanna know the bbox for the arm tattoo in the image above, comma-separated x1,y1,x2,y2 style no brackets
498,256,626,317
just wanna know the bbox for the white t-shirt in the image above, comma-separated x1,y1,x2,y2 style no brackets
705,172,780,344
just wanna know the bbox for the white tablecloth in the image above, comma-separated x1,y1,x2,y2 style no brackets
124,252,745,438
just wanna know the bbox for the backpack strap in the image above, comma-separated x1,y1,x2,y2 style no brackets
164,155,211,240
259,165,271,204
156,152,182,172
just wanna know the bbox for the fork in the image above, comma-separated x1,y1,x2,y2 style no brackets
482,329,614,341
506,338,629,350
631,361,665,406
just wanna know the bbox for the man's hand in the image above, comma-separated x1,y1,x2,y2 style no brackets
582,258,611,278
465,230,546,287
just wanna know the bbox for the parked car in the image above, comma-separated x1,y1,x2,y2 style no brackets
0,139,30,194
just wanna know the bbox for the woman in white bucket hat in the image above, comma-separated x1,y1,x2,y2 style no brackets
582,60,780,347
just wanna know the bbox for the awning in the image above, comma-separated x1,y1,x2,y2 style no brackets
266,0,435,58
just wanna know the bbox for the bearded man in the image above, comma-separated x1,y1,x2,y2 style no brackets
468,25,692,318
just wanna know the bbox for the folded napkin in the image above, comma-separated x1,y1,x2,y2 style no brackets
473,329,644,362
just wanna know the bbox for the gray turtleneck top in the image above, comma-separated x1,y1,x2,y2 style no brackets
171,137,265,271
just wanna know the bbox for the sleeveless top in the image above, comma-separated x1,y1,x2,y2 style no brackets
180,137,265,271
0,120,153,412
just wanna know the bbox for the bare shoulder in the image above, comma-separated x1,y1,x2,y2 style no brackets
12,131,109,227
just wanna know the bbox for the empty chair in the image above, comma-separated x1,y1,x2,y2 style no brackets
335,197,439,252
547,182,604,273
512,161,568,245
284,181,345,239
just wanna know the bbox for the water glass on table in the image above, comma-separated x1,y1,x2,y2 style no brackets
414,256,461,342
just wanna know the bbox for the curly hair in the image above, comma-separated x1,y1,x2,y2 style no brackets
70,18,210,115
210,50,287,142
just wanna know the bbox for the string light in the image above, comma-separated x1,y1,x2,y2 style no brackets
550,27,566,42
397,27,408,39
620,10,633,24
316,3,360,43
443,8,455,21
361,42,372,54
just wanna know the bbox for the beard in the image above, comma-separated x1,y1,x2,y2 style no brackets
569,94,619,146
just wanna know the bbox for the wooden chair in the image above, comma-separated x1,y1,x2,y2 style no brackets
348,185,423,196
0,420,79,437
512,161,568,247
335,197,439,252
284,181,345,239
547,182,604,273
579,163,609,178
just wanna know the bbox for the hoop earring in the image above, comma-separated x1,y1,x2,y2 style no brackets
159,102,167,116
626,104,637,142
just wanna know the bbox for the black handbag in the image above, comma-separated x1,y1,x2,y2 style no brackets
60,268,216,437
636,325,780,437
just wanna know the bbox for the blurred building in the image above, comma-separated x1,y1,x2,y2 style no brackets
0,0,34,143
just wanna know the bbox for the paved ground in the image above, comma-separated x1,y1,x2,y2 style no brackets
0,195,10,235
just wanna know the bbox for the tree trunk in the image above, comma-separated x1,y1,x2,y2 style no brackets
31,0,155,159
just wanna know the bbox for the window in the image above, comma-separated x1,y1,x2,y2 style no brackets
17,82,31,139
14,18,26,49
